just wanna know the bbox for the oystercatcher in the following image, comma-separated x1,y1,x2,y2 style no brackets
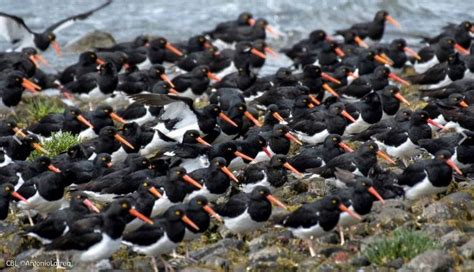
397,150,462,200
0,0,112,54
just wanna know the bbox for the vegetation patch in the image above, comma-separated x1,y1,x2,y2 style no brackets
364,228,439,265
28,132,81,160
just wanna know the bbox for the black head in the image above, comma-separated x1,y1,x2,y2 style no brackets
411,110,430,125
150,65,166,77
150,37,168,49
32,156,52,170
272,124,290,137
275,68,293,81
447,53,460,64
374,10,389,22
108,199,133,217
238,12,254,25
80,51,99,64
192,65,211,77
358,141,379,154
6,71,26,87
320,195,343,211
70,192,91,208
0,183,15,198
66,145,83,159
382,85,400,97
152,81,173,94
439,37,456,49
373,65,391,78
250,185,272,200
360,91,381,104
164,205,188,222
98,63,116,75
95,105,115,117
447,93,467,107
65,106,82,118
269,154,288,167
460,21,472,31
303,65,322,77
255,19,268,29
435,150,452,160
134,35,149,46
294,95,312,108
182,130,203,144
219,142,238,156
34,31,56,50
168,167,187,180
328,102,346,115
309,30,327,43
94,153,112,168
391,39,407,51
99,126,118,138
210,157,227,169
394,109,412,122
324,134,343,146
188,195,210,210
203,104,222,117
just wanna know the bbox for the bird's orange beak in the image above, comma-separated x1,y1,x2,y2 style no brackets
165,42,183,57
339,203,362,220
220,166,239,183
250,48,266,59
76,114,94,129
283,162,304,177
454,43,469,55
340,110,357,123
129,208,154,225
234,151,254,162
446,159,463,175
109,112,127,124
404,47,421,60
394,92,411,106
160,74,175,88
182,214,200,230
266,194,288,210
244,111,262,127
388,73,411,87
377,150,397,165
83,199,101,213
284,132,303,145
322,72,341,85
22,78,41,93
149,187,163,198
207,72,221,81
47,164,61,173
338,142,354,152
354,36,369,48
114,134,135,150
11,191,29,204
51,40,62,57
368,186,385,204
323,83,339,97
385,15,401,29
219,112,238,127
182,175,203,189
203,205,223,222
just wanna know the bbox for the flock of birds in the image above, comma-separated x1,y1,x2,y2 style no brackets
1,1,474,270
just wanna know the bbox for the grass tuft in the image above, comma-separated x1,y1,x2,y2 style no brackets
28,132,82,160
17,96,65,126
364,228,439,266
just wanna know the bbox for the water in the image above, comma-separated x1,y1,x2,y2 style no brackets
1,0,473,73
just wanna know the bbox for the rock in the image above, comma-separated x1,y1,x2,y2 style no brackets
421,201,470,223
319,232,339,244
318,246,346,257
367,207,412,230
200,254,230,270
440,230,469,248
297,257,323,272
189,238,243,260
386,257,404,269
64,30,115,52
400,249,454,272
459,237,474,259
440,191,472,204
181,268,214,272
422,223,455,237
249,246,288,263
350,255,370,267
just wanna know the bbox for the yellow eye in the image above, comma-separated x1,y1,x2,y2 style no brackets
142,161,147,164
176,171,181,175
175,210,181,216
122,203,129,209
332,137,337,141
143,182,148,187
76,195,81,199
332,199,337,204
369,145,374,149
259,191,264,194
5,187,11,192
239,106,244,110
197,201,202,205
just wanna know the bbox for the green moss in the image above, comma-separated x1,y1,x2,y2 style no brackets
15,96,65,126
28,132,81,160
363,228,439,266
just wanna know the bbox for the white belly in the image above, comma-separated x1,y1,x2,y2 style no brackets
79,234,121,262
124,217,145,233
111,147,128,164
241,171,271,193
83,191,121,203
127,108,154,126
295,129,329,145
130,233,177,256
344,115,371,135
414,56,439,74
179,155,210,172
78,127,98,141
223,209,265,234
151,193,173,217
404,175,448,200
290,223,327,240
18,191,66,214
384,138,421,159
139,131,174,158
